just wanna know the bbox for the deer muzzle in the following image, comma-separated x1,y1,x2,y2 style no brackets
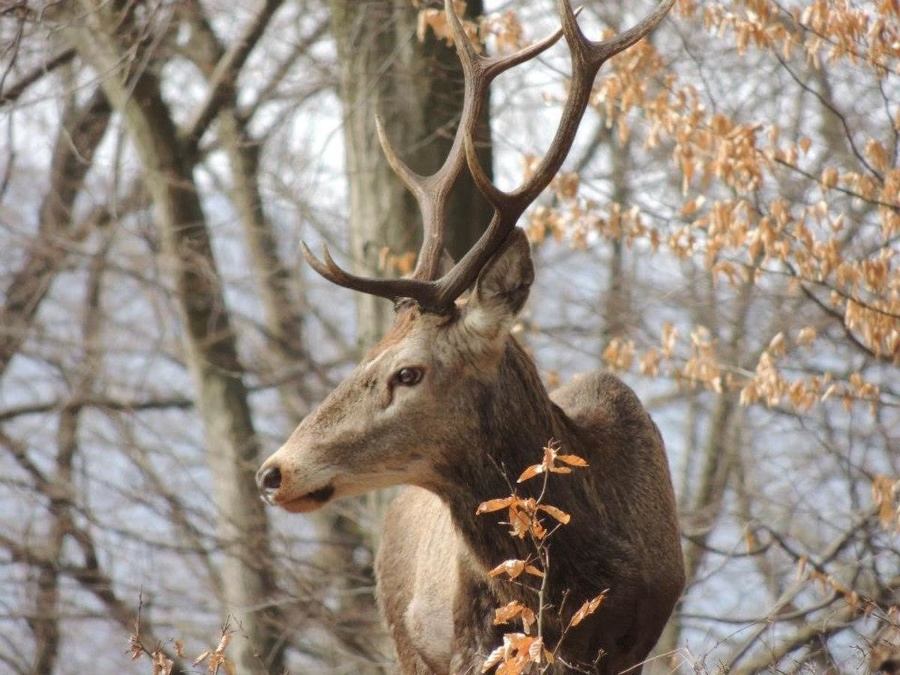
256,455,336,513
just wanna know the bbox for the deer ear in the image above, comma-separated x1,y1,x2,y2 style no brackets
463,228,534,340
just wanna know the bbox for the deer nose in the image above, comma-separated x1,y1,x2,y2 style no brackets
257,464,282,494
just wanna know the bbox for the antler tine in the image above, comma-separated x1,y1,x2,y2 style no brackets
582,0,675,69
444,0,572,79
375,115,427,201
301,241,441,305
482,7,582,78
452,5,585,214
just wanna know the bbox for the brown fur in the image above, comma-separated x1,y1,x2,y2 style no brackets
258,230,685,674
365,304,426,360
377,341,684,674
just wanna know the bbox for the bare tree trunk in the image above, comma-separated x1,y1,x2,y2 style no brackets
176,0,317,421
653,270,758,664
602,133,633,345
62,6,284,672
29,235,108,673
0,88,111,376
0,84,111,675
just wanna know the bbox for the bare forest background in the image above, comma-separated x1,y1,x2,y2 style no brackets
0,0,897,673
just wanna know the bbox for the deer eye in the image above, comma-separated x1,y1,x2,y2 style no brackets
393,367,424,387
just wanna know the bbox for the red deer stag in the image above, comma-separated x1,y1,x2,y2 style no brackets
257,1,684,672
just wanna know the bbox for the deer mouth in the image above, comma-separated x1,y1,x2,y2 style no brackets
280,483,336,513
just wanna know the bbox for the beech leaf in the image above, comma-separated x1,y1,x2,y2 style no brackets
517,464,543,483
524,564,545,578
493,601,528,625
477,497,515,514
538,504,571,524
557,454,589,467
489,559,526,579
568,591,608,628
527,637,545,662
481,644,505,672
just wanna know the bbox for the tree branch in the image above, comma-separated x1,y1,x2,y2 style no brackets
180,0,285,151
0,48,76,106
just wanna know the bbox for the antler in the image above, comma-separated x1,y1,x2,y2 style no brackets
304,0,675,312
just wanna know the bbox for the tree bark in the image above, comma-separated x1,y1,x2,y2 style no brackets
176,0,314,420
0,87,111,376
602,133,633,345
220,114,313,416
63,5,284,672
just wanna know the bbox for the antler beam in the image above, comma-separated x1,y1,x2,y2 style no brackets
304,0,675,312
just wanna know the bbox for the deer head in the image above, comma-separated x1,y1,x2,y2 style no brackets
256,0,675,516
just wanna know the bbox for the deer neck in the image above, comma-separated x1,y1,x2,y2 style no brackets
431,339,588,584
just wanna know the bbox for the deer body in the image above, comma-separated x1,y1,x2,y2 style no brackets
257,1,683,672
377,340,684,674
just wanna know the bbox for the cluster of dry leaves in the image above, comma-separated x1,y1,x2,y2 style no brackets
416,0,526,55
476,443,606,674
417,2,894,411
130,612,237,675
527,0,898,410
872,474,900,532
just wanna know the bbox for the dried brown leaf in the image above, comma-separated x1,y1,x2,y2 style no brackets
538,504,571,524
557,454,589,467
477,497,516,514
493,601,536,633
568,590,608,628
516,464,543,483
489,559,526,579
481,643,505,672
524,564,544,578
